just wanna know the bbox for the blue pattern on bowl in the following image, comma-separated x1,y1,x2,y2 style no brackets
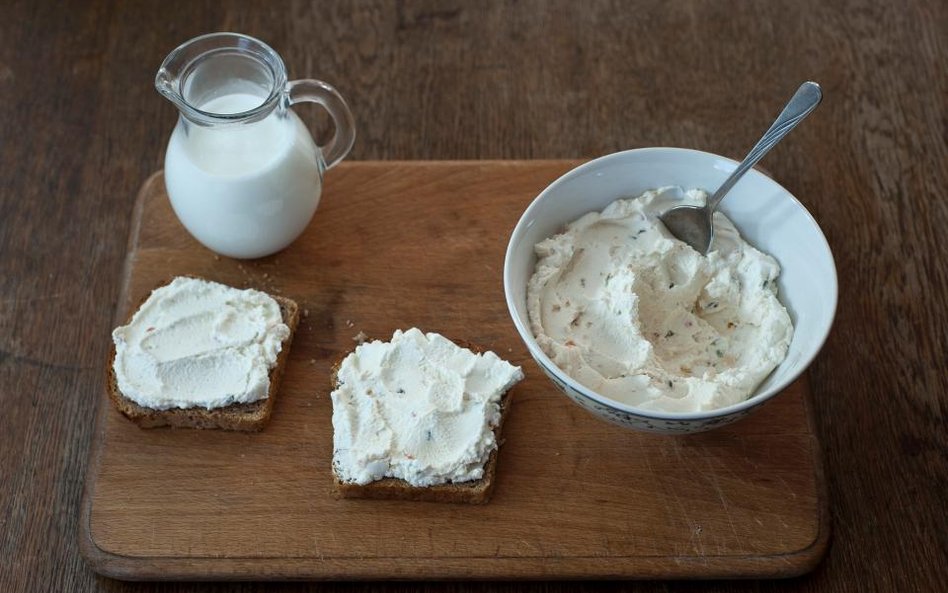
532,355,757,434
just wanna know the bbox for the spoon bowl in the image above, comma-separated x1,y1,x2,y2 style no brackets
655,187,715,254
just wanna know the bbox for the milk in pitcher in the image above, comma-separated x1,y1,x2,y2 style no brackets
165,93,321,259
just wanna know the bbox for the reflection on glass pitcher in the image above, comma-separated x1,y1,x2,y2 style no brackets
156,32,355,259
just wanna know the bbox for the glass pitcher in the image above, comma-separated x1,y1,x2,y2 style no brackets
155,32,355,259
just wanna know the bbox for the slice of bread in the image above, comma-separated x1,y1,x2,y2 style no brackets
330,339,516,504
108,286,299,432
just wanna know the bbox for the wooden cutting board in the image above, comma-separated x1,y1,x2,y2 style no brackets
80,161,829,581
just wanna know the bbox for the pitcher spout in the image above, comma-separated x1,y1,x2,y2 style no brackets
154,68,182,105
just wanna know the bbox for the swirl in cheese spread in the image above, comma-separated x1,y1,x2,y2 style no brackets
111,276,290,410
527,188,793,413
331,328,524,487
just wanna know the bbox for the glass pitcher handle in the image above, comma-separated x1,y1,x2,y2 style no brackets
285,80,355,170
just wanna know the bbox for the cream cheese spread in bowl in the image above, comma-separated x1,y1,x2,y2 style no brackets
331,328,524,487
111,276,290,410
504,148,837,433
526,188,793,413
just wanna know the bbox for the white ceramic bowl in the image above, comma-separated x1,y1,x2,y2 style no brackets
504,148,837,434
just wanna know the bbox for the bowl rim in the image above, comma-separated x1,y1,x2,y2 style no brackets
503,146,839,421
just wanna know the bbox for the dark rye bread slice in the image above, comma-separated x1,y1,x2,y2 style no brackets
330,338,517,504
108,285,299,432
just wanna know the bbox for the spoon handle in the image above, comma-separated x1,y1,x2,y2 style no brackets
708,81,823,210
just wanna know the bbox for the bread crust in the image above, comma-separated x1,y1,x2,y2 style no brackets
329,338,516,504
107,281,299,432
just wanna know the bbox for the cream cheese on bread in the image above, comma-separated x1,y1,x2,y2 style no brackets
526,188,793,413
331,328,523,487
111,276,290,410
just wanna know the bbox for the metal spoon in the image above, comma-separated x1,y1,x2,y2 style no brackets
659,81,823,254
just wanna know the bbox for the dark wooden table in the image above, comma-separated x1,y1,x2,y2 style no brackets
2,1,945,591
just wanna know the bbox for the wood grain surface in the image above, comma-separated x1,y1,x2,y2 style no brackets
1,0,945,592
79,166,827,580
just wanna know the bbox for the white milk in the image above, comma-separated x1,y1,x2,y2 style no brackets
164,93,322,259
